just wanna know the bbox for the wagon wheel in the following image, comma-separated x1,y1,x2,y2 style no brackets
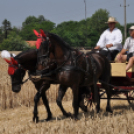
127,91,134,105
84,93,93,107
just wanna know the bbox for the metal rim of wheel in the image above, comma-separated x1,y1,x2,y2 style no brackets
127,91,134,104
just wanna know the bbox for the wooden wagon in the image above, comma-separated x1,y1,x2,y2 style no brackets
95,63,134,104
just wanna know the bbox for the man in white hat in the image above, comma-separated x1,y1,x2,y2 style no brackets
94,17,122,61
116,26,134,71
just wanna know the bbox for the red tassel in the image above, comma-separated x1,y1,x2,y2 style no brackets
4,58,11,64
33,29,39,37
40,29,47,37
8,67,15,75
11,57,18,65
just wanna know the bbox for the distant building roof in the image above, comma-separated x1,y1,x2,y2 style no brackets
26,41,36,47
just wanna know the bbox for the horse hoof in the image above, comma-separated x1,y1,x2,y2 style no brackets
64,112,72,117
97,110,100,113
106,108,113,113
45,115,52,121
33,116,39,123
82,106,88,112
72,116,79,121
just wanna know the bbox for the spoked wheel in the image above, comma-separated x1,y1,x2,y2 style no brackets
127,91,134,104
84,93,93,107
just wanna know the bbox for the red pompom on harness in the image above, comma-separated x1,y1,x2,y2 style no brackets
33,29,51,49
8,65,18,75
33,29,47,49
4,57,19,75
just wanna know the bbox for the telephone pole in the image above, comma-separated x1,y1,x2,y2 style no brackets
83,0,87,48
84,0,87,21
120,0,129,39
124,0,127,39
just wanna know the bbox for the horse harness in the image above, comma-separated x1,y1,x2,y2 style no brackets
36,45,97,85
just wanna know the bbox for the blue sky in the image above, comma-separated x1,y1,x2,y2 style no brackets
0,0,133,27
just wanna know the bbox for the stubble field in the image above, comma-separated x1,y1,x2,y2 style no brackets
0,51,134,134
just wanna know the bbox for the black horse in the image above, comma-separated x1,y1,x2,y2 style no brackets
36,30,113,119
4,49,89,122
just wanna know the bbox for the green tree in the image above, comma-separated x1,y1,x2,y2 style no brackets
22,16,38,28
20,15,55,40
0,27,4,43
38,15,48,23
51,21,80,47
2,19,12,39
89,9,109,34
12,26,21,35
0,31,29,51
51,9,110,48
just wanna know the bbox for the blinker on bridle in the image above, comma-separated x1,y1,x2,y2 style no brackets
37,38,52,69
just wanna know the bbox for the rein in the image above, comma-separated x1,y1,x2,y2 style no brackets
12,76,30,85
38,49,72,77
36,34,96,81
40,51,95,79
37,41,72,75
22,77,30,84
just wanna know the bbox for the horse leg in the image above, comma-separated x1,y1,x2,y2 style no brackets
91,85,100,113
33,84,50,123
93,74,100,113
104,85,113,113
79,98,87,112
33,92,41,123
41,87,52,121
72,84,79,120
96,88,100,113
78,86,89,112
56,85,71,117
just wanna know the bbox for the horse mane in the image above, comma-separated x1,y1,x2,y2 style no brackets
48,33,76,51
15,49,36,59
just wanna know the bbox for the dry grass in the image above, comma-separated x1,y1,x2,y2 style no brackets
0,100,134,134
0,51,134,134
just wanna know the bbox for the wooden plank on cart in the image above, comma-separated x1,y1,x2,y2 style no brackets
111,63,126,77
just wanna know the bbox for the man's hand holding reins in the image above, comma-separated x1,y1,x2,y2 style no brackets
106,44,113,48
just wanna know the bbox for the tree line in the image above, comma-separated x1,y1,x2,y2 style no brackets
0,9,133,51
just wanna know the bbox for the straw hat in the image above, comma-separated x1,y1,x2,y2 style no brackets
129,26,134,30
105,17,118,23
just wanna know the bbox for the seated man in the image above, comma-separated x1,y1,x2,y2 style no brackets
116,26,134,71
94,17,122,61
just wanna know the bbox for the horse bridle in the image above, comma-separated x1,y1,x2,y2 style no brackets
36,38,53,73
36,38,72,74
10,63,29,85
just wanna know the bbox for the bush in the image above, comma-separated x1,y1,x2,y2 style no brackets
0,31,29,51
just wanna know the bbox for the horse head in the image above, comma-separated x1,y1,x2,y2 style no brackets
4,55,26,93
34,30,56,73
1,50,37,93
36,29,73,73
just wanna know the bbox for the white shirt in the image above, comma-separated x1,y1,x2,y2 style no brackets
96,28,122,51
123,37,134,53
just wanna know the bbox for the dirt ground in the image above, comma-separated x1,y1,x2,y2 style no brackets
0,98,134,134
